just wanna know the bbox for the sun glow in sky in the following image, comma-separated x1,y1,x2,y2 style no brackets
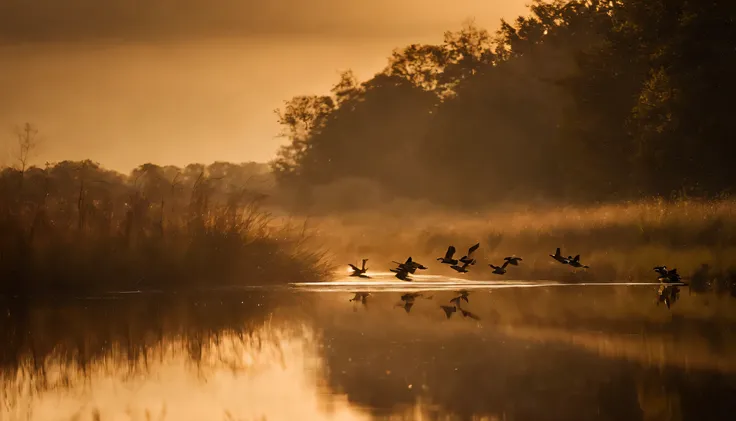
0,1,527,172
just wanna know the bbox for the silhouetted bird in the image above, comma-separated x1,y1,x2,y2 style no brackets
549,248,570,264
393,269,412,281
504,256,523,266
348,259,370,278
459,243,480,265
654,266,669,277
658,268,681,283
437,246,459,265
450,261,471,273
567,255,589,269
391,256,428,274
489,261,510,275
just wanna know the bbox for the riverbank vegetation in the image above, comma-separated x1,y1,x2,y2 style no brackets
0,160,331,295
309,198,736,291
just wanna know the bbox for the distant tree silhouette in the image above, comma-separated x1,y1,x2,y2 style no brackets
271,0,736,209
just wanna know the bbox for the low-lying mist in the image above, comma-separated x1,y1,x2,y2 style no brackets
289,179,736,291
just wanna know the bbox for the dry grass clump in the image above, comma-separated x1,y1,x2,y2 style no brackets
0,162,332,295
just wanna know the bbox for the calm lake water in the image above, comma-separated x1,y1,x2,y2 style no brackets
2,283,735,421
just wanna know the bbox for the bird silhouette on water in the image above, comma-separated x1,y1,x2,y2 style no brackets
391,256,428,274
348,259,370,278
459,243,480,266
437,246,459,265
393,268,412,281
390,257,425,281
450,261,471,273
489,261,510,275
655,266,682,284
504,256,523,266
654,266,669,277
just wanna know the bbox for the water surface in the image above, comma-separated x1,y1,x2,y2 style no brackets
2,281,735,421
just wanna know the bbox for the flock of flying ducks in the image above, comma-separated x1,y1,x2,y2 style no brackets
348,244,590,281
347,243,687,312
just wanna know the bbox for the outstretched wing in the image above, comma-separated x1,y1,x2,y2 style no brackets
445,246,456,259
501,261,510,269
440,305,456,319
467,243,480,257
348,264,360,271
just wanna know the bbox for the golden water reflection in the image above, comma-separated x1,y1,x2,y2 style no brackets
1,287,736,421
3,322,370,421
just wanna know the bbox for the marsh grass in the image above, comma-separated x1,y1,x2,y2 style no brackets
310,198,736,292
0,163,332,295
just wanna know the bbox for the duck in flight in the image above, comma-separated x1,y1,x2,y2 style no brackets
489,261,510,275
393,268,412,281
504,256,523,266
567,255,589,269
654,266,669,277
459,243,480,266
391,256,428,274
450,261,471,273
437,246,459,265
549,248,570,264
348,259,370,278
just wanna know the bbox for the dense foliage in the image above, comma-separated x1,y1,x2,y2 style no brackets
272,0,736,208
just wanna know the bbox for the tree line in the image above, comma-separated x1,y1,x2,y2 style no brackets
272,0,736,209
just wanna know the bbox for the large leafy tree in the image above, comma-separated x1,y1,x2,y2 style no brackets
271,0,736,208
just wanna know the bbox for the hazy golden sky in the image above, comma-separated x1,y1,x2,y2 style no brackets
0,0,527,172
